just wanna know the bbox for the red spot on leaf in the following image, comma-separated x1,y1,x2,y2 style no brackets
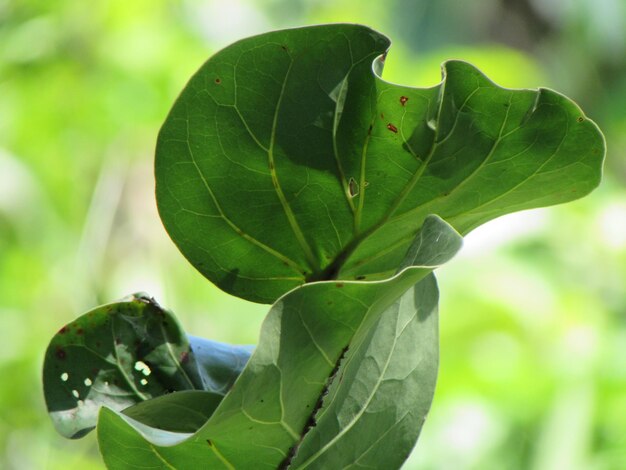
387,123,398,133
400,96,408,106
55,347,66,360
76,328,84,335
180,351,189,364
58,327,68,334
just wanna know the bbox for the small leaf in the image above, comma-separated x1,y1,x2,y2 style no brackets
156,23,604,303
43,293,251,438
122,390,223,433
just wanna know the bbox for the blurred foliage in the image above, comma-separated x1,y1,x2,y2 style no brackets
0,0,624,468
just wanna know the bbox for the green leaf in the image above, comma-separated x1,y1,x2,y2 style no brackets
97,215,461,469
122,390,223,434
288,275,439,469
156,23,604,303
43,293,251,438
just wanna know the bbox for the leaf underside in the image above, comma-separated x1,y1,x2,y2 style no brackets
156,23,604,304
97,215,461,469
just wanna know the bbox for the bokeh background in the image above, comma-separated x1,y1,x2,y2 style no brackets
1,0,625,468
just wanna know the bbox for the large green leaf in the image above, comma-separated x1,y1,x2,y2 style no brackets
43,294,251,438
156,23,604,303
97,215,461,469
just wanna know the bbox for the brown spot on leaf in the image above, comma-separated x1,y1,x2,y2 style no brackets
55,347,66,360
76,328,84,335
58,326,68,334
335,282,344,288
387,123,398,133
180,351,189,364
215,78,221,84
356,275,366,280
400,96,408,106
577,116,584,122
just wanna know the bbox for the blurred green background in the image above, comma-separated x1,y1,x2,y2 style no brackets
1,0,625,468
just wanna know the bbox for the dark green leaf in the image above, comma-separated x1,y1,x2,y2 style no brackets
156,23,604,303
43,293,251,438
97,215,461,468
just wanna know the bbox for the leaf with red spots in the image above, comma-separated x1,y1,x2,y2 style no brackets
156,24,604,304
43,293,252,438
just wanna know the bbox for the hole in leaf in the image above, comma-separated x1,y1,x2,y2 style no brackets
140,378,148,386
60,372,69,382
84,378,92,387
134,361,152,376
72,390,80,399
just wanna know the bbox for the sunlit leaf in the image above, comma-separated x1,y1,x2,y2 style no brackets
156,23,604,303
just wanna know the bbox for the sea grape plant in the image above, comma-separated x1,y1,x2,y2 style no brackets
43,24,605,469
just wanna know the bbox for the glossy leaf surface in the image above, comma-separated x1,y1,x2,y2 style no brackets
156,23,604,303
